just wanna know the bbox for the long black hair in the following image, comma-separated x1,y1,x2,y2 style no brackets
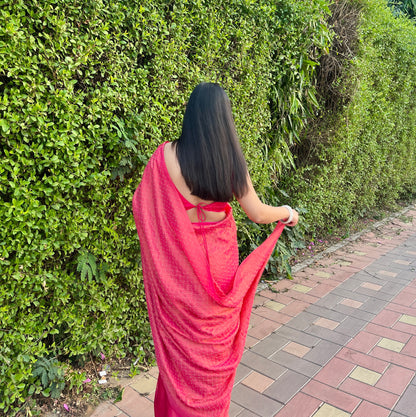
175,82,248,202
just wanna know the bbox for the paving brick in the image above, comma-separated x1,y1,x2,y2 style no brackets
306,305,347,322
248,317,282,340
89,402,127,417
235,364,253,385
305,325,351,346
245,335,259,349
375,364,414,395
339,377,398,408
301,380,360,413
274,326,321,348
376,337,405,352
228,401,244,417
264,300,285,312
351,401,390,417
401,335,416,356
253,306,292,324
370,346,416,371
355,286,394,301
376,270,399,279
285,311,320,331
391,384,416,416
270,349,321,378
307,284,334,298
116,386,154,417
333,304,375,323
350,366,382,386
280,300,311,317
359,298,388,315
313,403,352,417
236,410,260,417
241,371,275,393
345,331,380,353
360,282,383,291
231,384,283,417
273,392,321,417
130,374,157,395
399,313,416,325
334,317,366,337
393,292,416,307
285,289,320,304
336,278,362,292
337,347,389,373
314,317,340,330
315,293,345,309
385,302,416,316
331,288,370,304
241,350,286,379
340,298,363,308
379,282,406,296
303,340,341,366
264,369,309,404
291,283,313,293
250,332,289,358
372,309,402,327
314,357,355,387
282,341,311,357
364,322,411,343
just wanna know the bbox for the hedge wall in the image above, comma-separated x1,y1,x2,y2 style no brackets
0,0,330,413
283,0,416,233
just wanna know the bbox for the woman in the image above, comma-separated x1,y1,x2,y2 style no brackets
132,83,298,417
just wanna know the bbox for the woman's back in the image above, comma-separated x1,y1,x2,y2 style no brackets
164,141,227,223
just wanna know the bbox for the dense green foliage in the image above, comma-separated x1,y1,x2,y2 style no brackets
2,0,415,413
389,0,416,19
283,0,416,233
0,0,330,413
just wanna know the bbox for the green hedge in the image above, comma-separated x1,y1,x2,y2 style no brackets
284,0,416,233
0,0,330,413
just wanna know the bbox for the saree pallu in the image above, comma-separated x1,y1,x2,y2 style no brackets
132,143,285,417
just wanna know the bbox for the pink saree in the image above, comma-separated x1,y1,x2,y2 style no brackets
132,143,285,417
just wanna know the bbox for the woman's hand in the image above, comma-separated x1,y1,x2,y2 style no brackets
281,207,299,227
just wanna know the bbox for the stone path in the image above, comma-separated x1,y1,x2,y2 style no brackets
90,205,416,417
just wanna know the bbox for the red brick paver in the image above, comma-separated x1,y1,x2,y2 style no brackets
88,206,416,417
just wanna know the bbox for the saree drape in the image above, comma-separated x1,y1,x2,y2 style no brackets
132,143,285,417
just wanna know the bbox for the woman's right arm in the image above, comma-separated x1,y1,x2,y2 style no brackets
237,174,299,226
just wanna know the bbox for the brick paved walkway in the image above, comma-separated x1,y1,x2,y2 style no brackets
90,205,416,417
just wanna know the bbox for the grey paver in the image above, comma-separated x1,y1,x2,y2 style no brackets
236,410,261,417
240,350,286,379
355,286,395,301
334,316,367,337
250,332,290,358
315,293,344,309
269,350,321,378
331,287,370,302
285,311,320,331
304,304,347,323
335,278,362,291
303,339,342,366
333,303,376,322
231,384,283,417
234,363,252,385
263,369,309,404
273,326,321,348
229,401,244,417
359,297,389,314
304,324,351,346
381,282,408,295
391,384,416,416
